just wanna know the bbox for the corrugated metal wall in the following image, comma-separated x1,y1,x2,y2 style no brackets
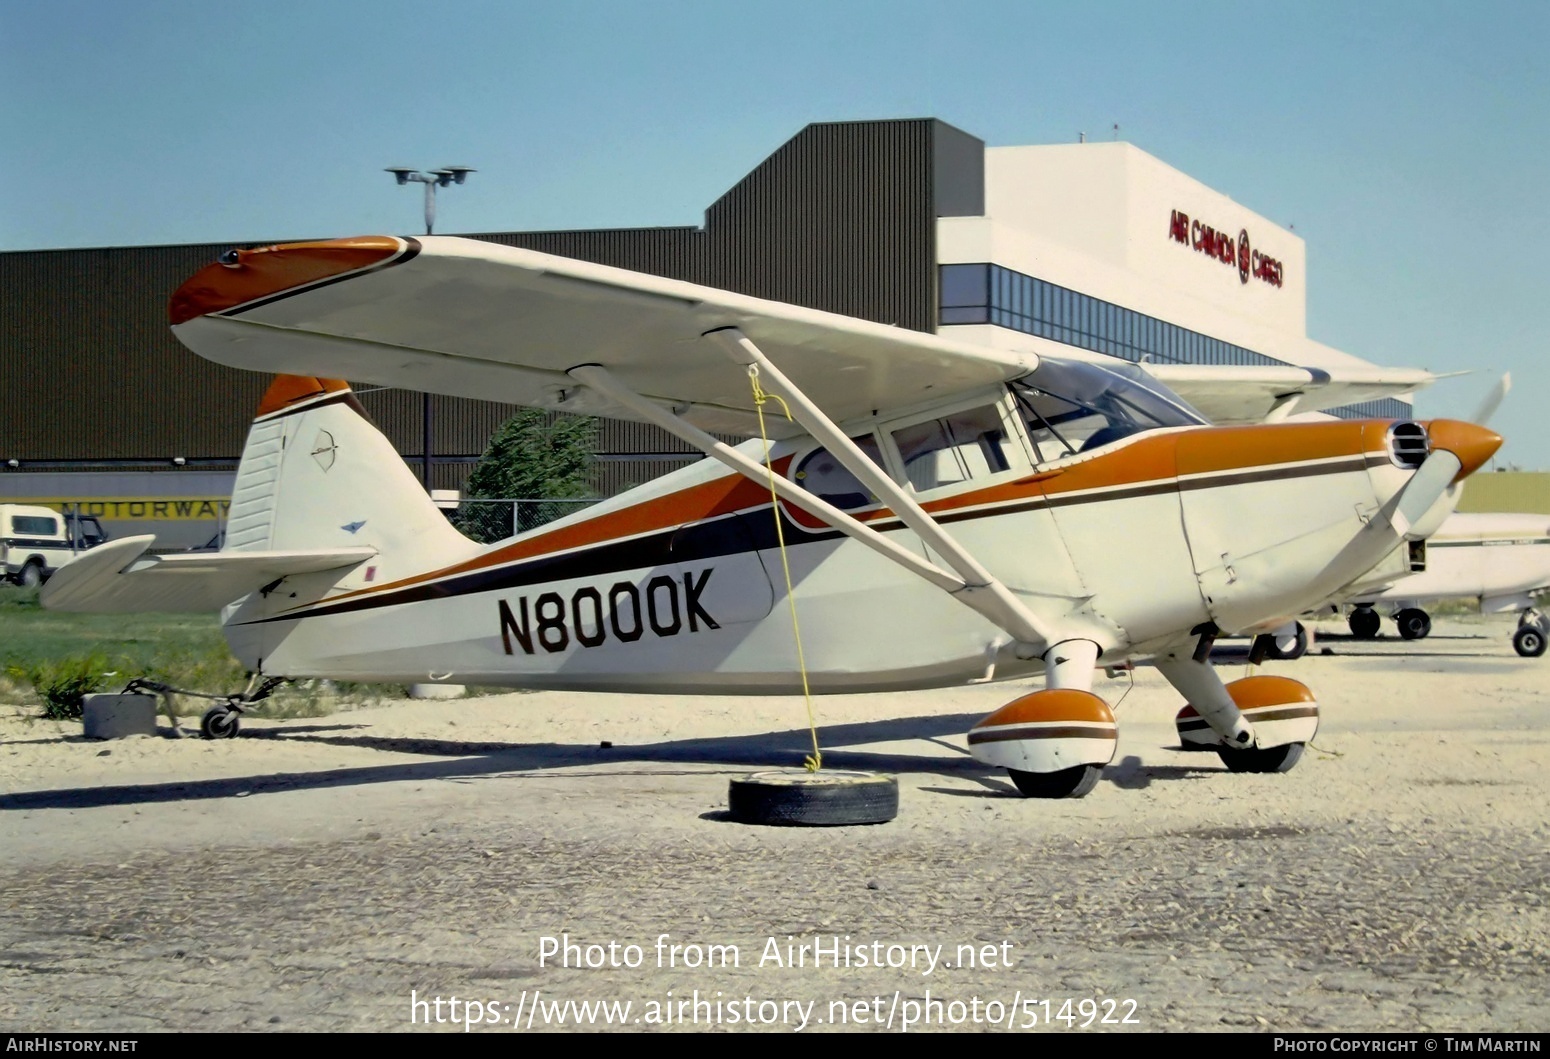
476,118,941,329
1,241,268,460
0,119,953,489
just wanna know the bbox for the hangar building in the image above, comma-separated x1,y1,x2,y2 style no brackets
0,118,1412,545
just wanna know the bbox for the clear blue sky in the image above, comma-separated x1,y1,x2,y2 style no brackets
3,1,1545,466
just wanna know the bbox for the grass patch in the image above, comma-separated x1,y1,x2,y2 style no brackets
0,584,396,721
4,654,111,719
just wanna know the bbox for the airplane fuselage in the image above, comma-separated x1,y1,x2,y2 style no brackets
1366,511,1550,611
222,409,1427,693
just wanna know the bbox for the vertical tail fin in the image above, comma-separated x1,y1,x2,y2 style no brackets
228,376,477,572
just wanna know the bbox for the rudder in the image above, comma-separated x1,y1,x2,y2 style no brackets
227,376,478,572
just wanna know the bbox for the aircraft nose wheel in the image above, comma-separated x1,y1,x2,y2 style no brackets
1513,624,1546,659
200,706,241,739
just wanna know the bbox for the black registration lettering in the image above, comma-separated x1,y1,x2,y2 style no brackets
534,592,569,652
609,582,643,642
498,569,720,655
646,574,681,636
682,569,719,631
498,598,532,655
572,587,606,648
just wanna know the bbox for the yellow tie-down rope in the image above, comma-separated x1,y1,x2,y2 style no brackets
748,364,822,772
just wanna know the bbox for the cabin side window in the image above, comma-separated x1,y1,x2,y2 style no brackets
792,434,886,510
890,404,1012,493
12,515,59,537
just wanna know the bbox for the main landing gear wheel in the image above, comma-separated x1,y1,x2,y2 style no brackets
1217,742,1305,774
968,688,1117,800
1348,607,1381,639
200,706,241,739
728,769,898,827
1008,763,1103,799
1513,625,1547,659
1263,622,1310,661
1395,608,1431,640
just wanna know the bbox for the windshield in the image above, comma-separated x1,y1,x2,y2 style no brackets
1011,358,1206,460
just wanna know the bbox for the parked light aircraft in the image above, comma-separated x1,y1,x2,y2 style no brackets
42,236,1502,797
1334,511,1550,656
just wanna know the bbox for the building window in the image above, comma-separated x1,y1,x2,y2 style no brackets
939,263,989,326
936,262,1405,421
941,263,1283,371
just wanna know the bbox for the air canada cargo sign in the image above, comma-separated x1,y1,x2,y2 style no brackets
1168,209,1285,289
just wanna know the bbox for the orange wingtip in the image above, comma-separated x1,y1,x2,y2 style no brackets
257,376,352,418
169,236,407,325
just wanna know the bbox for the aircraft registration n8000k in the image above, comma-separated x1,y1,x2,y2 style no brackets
44,236,1500,798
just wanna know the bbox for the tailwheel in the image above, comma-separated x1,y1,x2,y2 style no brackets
1008,763,1103,799
200,706,240,739
1216,742,1305,774
968,689,1117,800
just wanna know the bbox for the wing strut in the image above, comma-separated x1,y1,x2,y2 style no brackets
567,365,964,593
569,333,1056,652
703,328,1056,649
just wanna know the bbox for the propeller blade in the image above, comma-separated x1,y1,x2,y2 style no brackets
1470,372,1512,426
1391,449,1464,538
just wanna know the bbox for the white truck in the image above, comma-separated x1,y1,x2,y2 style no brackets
0,504,110,587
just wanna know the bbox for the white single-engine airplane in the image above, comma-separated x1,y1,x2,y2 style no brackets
43,236,1503,797
1333,511,1550,656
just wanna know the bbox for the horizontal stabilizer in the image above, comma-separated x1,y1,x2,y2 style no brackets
40,536,376,614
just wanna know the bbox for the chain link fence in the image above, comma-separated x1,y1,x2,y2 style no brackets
451,498,601,544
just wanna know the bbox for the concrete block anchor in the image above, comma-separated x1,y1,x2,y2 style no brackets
82,693,158,739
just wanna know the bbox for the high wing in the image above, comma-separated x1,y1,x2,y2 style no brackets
170,236,1039,437
1143,363,1441,425
40,536,376,614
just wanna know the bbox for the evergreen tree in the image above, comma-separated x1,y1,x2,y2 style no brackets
456,409,598,542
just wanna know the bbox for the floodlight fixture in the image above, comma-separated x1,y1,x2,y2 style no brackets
384,165,476,235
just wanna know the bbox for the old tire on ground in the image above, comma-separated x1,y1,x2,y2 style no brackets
728,769,897,826
1395,608,1432,640
1513,625,1546,659
1217,742,1304,774
1348,607,1381,639
17,562,43,589
200,706,241,739
1008,763,1103,799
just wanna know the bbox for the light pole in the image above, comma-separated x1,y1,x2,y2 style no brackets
385,166,476,235
386,166,476,487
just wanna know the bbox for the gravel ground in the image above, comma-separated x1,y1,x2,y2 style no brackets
1,614,1546,1033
